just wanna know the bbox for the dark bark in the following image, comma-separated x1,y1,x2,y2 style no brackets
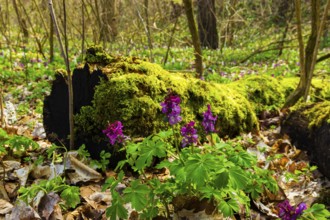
183,0,203,77
43,65,106,148
316,53,330,63
281,103,330,179
197,0,218,49
48,0,74,150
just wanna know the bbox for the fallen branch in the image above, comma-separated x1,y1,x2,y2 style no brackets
316,53,330,63
239,46,295,64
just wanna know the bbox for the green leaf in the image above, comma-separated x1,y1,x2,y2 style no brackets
185,154,214,187
60,186,80,208
218,200,234,217
229,151,256,168
227,198,240,213
214,171,229,189
228,167,249,190
135,138,167,170
123,180,151,211
102,171,124,192
105,192,128,220
300,203,330,220
157,129,173,139
77,144,90,158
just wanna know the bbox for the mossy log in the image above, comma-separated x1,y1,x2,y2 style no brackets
281,101,330,179
43,47,329,164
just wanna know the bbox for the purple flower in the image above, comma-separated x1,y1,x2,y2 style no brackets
181,121,198,147
277,200,307,220
202,104,217,134
161,93,182,125
102,121,125,145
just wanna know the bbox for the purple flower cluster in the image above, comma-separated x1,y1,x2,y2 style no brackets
181,121,198,148
102,121,125,145
202,104,217,134
277,200,307,220
161,93,182,125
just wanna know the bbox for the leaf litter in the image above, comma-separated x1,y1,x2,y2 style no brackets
0,88,329,220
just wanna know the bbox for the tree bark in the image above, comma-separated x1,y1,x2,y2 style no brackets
12,0,29,42
48,0,74,150
183,0,203,78
197,0,218,49
283,0,330,108
49,12,54,62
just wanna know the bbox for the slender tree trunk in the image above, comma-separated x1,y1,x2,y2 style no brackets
164,17,179,66
278,1,294,56
197,0,218,49
226,0,238,47
134,0,153,61
144,0,153,61
50,12,54,62
304,0,330,100
17,0,46,58
183,0,203,77
283,0,330,108
0,88,4,127
12,0,29,42
81,0,86,60
48,0,74,150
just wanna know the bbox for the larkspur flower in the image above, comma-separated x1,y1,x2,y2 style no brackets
161,93,182,125
202,104,217,134
102,121,125,145
181,121,198,147
277,200,307,220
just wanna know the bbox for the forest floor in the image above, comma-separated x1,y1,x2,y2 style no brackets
1,81,329,219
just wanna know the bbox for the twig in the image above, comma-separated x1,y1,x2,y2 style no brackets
0,87,4,127
316,53,330,63
48,0,74,150
239,46,295,64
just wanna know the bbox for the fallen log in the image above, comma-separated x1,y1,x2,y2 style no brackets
281,101,330,179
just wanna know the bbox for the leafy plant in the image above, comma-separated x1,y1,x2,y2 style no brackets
18,176,80,209
300,203,330,220
0,129,39,157
104,131,278,218
90,150,111,172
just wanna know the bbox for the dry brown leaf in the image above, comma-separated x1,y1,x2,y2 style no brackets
80,185,111,210
0,199,13,214
37,192,60,220
9,200,41,220
4,182,19,199
66,155,102,184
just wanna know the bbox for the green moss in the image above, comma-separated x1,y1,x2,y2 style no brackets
84,46,114,64
75,50,330,145
75,55,259,141
304,101,330,128
228,75,286,114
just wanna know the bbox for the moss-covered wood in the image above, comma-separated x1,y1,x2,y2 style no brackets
43,47,330,162
281,101,330,178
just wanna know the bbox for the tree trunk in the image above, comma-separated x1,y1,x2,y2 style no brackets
197,0,218,49
12,0,29,42
49,12,54,62
48,0,74,150
283,0,330,108
183,0,203,78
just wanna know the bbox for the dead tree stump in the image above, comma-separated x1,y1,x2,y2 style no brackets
43,64,106,148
